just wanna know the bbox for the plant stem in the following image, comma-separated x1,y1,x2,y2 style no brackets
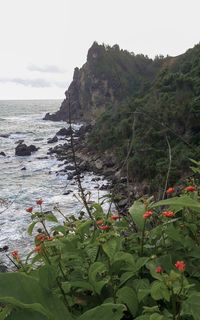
140,220,146,255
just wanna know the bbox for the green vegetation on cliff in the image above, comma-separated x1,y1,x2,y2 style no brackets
89,43,200,189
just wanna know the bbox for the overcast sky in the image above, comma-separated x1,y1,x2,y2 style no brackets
0,0,199,100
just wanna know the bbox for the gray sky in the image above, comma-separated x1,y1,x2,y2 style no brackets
0,0,199,99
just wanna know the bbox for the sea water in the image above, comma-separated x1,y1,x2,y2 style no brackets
0,100,108,267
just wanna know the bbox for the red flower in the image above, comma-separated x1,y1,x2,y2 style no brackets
47,236,54,241
175,260,186,272
155,266,162,273
26,206,33,213
163,211,174,217
34,244,42,253
37,234,47,242
100,225,108,230
143,211,152,219
185,186,196,192
11,250,18,257
198,196,200,200
96,220,103,225
166,187,175,194
111,214,120,220
36,199,43,205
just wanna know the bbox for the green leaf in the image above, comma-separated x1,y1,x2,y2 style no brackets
150,313,163,320
182,292,200,320
44,214,58,223
0,305,13,320
129,200,145,230
38,265,58,290
0,273,72,320
88,262,110,295
51,225,66,235
138,289,151,302
165,224,184,243
61,282,71,294
120,272,135,287
28,221,39,235
6,309,48,320
151,281,170,302
102,238,122,262
78,303,126,320
116,286,138,317
76,220,92,236
151,196,200,211
70,281,93,291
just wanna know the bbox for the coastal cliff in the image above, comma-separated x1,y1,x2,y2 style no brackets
44,42,162,122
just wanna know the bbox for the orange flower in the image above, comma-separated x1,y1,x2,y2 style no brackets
34,244,42,254
175,260,186,272
37,234,47,242
96,220,103,225
185,186,196,192
155,266,162,273
47,236,54,241
163,211,174,217
166,187,175,194
100,225,108,230
76,297,86,304
111,214,120,220
143,211,152,219
26,206,33,213
36,199,43,205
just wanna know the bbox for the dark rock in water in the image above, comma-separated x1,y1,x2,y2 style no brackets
56,127,74,136
15,143,39,156
0,152,6,156
0,134,9,138
47,135,58,144
15,139,24,144
63,190,73,195
21,167,26,170
37,156,48,160
29,145,39,152
0,245,9,252
118,198,128,208
64,165,76,171
34,138,43,141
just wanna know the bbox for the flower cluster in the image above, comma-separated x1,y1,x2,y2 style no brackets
37,234,54,242
155,266,162,273
163,211,174,217
143,211,152,219
26,200,43,213
166,187,175,194
185,186,196,192
175,260,186,272
11,250,21,262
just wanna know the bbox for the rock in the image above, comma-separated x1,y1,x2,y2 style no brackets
56,127,74,136
15,143,39,156
65,165,76,171
36,156,48,160
63,190,73,195
15,139,24,144
0,152,6,156
118,198,128,208
47,136,58,144
95,159,103,170
21,167,26,170
0,265,8,272
0,134,9,138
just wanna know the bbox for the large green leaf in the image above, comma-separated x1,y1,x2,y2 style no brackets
88,262,110,295
6,309,48,320
0,273,72,320
182,292,200,320
102,238,122,262
38,265,58,290
0,305,13,320
151,281,170,302
129,201,145,230
116,286,138,317
78,303,126,320
151,196,200,211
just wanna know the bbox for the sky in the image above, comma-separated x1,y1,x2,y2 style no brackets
0,0,200,100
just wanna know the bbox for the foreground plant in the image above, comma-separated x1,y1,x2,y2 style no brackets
1,165,200,319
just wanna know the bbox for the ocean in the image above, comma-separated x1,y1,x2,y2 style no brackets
0,100,107,268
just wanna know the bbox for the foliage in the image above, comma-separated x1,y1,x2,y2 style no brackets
88,43,200,190
1,163,200,319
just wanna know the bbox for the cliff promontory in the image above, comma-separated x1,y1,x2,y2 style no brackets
44,42,162,122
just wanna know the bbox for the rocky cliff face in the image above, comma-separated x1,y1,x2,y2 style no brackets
44,42,159,122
